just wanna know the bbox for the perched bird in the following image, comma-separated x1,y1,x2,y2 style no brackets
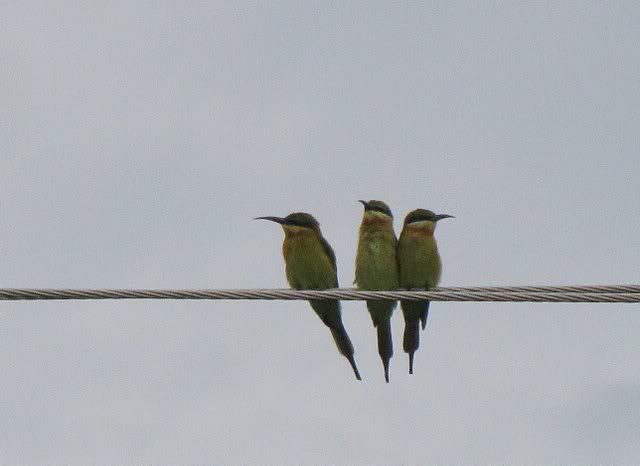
397,209,454,374
255,212,361,380
354,200,399,383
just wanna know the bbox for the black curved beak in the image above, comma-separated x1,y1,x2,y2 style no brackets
435,214,455,221
358,200,369,209
254,216,287,224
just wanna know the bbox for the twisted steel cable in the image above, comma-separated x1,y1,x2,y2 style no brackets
0,286,639,302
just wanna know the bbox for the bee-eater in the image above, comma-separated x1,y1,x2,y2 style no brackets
255,212,361,380
355,200,399,383
397,209,454,374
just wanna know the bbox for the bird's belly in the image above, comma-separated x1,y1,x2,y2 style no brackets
358,251,399,289
285,254,335,290
400,255,441,289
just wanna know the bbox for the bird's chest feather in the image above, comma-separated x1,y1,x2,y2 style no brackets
355,230,399,289
398,234,442,288
282,235,336,289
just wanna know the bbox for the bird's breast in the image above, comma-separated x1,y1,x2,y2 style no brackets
397,234,441,288
355,230,399,290
282,235,336,289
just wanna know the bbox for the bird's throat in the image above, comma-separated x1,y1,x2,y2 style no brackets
405,222,435,237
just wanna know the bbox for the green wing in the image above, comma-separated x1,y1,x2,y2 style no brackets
318,235,339,287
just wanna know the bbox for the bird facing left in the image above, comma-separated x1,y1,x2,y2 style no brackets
255,212,362,380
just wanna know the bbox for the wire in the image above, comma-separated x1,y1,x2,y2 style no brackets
1,286,639,302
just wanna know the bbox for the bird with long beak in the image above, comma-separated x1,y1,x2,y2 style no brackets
397,209,454,374
355,200,399,383
255,212,361,380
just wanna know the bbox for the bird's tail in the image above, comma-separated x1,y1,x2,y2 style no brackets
367,301,395,383
401,301,430,374
311,299,362,381
403,316,419,374
376,319,393,383
329,325,361,380
420,301,430,330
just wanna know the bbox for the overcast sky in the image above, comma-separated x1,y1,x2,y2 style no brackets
1,2,639,464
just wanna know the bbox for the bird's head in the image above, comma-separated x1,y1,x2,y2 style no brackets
403,208,454,234
255,212,321,236
358,200,394,228
358,200,393,217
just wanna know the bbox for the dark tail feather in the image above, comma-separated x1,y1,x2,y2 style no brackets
347,354,362,381
403,316,420,375
420,301,431,330
402,300,430,374
367,301,395,383
329,325,362,381
310,300,361,380
376,319,393,383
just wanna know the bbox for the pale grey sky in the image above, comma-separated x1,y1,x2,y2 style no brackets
1,2,639,464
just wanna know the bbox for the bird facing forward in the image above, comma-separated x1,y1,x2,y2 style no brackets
355,200,399,383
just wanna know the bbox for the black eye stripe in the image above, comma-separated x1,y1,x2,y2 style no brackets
283,213,320,229
405,211,436,224
287,220,313,228
406,216,432,224
365,205,392,217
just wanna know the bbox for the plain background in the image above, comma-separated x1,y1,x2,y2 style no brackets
2,2,639,464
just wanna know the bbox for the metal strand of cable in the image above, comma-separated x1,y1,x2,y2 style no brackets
1,285,640,302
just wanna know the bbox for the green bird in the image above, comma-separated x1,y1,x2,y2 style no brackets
398,208,454,374
355,200,399,383
255,212,361,380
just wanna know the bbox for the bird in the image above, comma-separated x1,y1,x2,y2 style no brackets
255,212,361,380
397,208,454,374
354,200,399,383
